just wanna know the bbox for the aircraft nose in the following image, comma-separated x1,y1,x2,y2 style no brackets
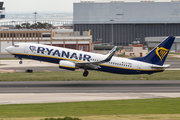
6,46,12,53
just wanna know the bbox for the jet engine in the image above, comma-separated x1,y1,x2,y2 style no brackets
59,60,76,71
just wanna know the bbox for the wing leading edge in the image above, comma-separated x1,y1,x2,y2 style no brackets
75,46,117,69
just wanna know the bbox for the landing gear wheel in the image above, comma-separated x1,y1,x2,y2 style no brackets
83,70,89,77
19,61,22,64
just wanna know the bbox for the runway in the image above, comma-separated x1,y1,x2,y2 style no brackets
1,80,180,104
1,80,180,93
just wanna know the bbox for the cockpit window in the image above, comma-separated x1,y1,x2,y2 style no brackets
14,45,19,47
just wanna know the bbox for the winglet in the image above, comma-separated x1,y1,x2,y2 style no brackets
103,46,117,62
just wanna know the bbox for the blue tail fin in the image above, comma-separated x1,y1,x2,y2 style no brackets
131,36,175,65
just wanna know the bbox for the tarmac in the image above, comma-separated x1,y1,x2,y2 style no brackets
0,60,58,73
0,60,57,68
1,55,180,104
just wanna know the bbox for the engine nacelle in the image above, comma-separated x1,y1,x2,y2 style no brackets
59,60,76,71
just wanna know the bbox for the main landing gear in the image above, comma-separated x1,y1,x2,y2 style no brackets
83,70,89,77
19,59,23,64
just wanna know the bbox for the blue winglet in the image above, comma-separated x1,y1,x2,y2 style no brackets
104,46,117,62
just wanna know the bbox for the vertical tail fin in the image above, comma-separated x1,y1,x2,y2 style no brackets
132,36,175,65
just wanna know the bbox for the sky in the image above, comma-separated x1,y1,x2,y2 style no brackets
3,0,171,14
3,0,80,13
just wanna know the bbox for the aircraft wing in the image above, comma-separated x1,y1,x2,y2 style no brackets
75,46,117,69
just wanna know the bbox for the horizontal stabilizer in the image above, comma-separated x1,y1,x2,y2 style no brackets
151,64,170,69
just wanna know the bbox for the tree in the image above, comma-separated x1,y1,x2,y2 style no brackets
35,22,53,29
15,25,22,29
30,24,36,29
21,22,31,29
14,22,53,29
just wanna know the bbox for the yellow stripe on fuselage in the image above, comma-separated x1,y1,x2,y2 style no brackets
12,53,164,72
59,65,75,69
12,53,82,62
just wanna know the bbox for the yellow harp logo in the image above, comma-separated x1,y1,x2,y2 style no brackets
155,47,169,61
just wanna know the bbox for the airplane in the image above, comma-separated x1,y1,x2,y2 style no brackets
6,36,175,77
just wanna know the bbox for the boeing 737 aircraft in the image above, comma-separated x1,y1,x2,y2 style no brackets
6,36,175,77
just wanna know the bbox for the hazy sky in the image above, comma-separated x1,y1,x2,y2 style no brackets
4,0,80,13
3,0,170,14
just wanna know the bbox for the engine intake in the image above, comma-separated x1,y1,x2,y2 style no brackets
59,60,76,71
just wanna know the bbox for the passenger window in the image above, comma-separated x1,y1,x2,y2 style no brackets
14,45,19,47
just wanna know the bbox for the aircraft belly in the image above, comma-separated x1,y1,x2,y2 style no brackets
99,65,164,74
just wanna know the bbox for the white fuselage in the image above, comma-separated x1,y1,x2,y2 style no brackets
6,43,164,74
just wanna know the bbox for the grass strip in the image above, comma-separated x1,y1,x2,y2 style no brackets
2,115,180,120
0,64,6,66
0,70,180,81
0,58,19,60
0,98,180,118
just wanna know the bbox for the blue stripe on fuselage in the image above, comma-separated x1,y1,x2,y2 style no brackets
13,53,164,74
98,65,163,74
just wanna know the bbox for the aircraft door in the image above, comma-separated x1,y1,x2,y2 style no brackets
24,44,29,53
137,63,141,72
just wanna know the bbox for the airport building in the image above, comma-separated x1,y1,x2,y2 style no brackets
145,36,180,52
0,29,92,53
73,1,180,46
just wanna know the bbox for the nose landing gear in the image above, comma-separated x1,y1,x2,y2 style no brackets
15,56,23,64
